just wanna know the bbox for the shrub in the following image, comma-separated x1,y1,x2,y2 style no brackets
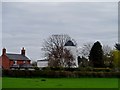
34,67,40,70
93,68,111,72
2,70,120,78
64,68,79,71
79,66,93,72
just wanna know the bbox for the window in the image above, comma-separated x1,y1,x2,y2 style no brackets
13,61,17,65
23,61,26,64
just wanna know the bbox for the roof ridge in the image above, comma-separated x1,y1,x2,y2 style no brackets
6,53,30,60
6,53,21,55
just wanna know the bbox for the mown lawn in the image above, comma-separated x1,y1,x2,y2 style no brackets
2,77,118,88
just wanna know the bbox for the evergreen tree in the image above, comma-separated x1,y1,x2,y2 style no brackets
115,43,120,51
89,41,104,67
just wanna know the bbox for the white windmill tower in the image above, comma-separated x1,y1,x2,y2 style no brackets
64,40,78,68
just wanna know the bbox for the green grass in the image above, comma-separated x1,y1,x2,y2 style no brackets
2,77,118,88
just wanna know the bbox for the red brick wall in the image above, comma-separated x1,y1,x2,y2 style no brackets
17,60,24,65
9,60,14,66
9,60,31,65
26,60,30,64
1,55,10,70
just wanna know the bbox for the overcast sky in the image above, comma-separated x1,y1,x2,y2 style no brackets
2,2,118,61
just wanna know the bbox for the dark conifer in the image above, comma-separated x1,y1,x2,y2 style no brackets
115,43,120,51
89,41,104,67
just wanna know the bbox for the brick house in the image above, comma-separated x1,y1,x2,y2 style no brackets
0,47,32,70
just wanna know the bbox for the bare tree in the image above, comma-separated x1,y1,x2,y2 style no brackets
103,45,112,56
78,56,89,67
80,42,93,59
42,34,76,67
63,48,75,68
102,45,114,67
32,61,37,67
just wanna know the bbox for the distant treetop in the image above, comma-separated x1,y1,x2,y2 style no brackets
115,43,120,51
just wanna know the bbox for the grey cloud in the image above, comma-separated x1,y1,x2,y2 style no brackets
2,2,118,60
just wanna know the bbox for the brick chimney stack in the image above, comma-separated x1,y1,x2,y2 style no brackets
21,47,25,56
2,48,6,55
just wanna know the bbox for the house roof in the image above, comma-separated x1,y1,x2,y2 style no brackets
37,59,48,62
64,40,76,46
6,53,30,61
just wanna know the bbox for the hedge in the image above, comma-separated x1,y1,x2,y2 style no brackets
41,67,112,72
2,70,120,78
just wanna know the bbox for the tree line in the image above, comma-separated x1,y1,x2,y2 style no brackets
41,34,120,70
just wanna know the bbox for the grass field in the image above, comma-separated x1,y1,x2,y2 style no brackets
2,77,119,88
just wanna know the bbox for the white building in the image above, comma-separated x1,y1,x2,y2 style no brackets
37,59,48,68
64,40,78,68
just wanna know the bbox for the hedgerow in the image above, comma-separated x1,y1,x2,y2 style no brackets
2,69,120,78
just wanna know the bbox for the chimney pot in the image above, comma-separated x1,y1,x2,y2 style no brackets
21,47,25,56
2,48,6,55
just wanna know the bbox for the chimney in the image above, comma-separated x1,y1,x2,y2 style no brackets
21,47,25,56
2,48,6,55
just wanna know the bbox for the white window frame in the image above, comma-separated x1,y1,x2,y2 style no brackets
13,61,17,65
23,61,26,64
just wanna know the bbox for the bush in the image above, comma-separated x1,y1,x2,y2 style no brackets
2,69,120,78
42,67,80,71
64,68,79,71
93,68,111,72
34,67,40,70
78,66,93,72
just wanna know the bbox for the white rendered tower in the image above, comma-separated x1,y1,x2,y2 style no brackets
64,40,78,68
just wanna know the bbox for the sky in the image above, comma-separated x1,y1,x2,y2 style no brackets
2,2,118,61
